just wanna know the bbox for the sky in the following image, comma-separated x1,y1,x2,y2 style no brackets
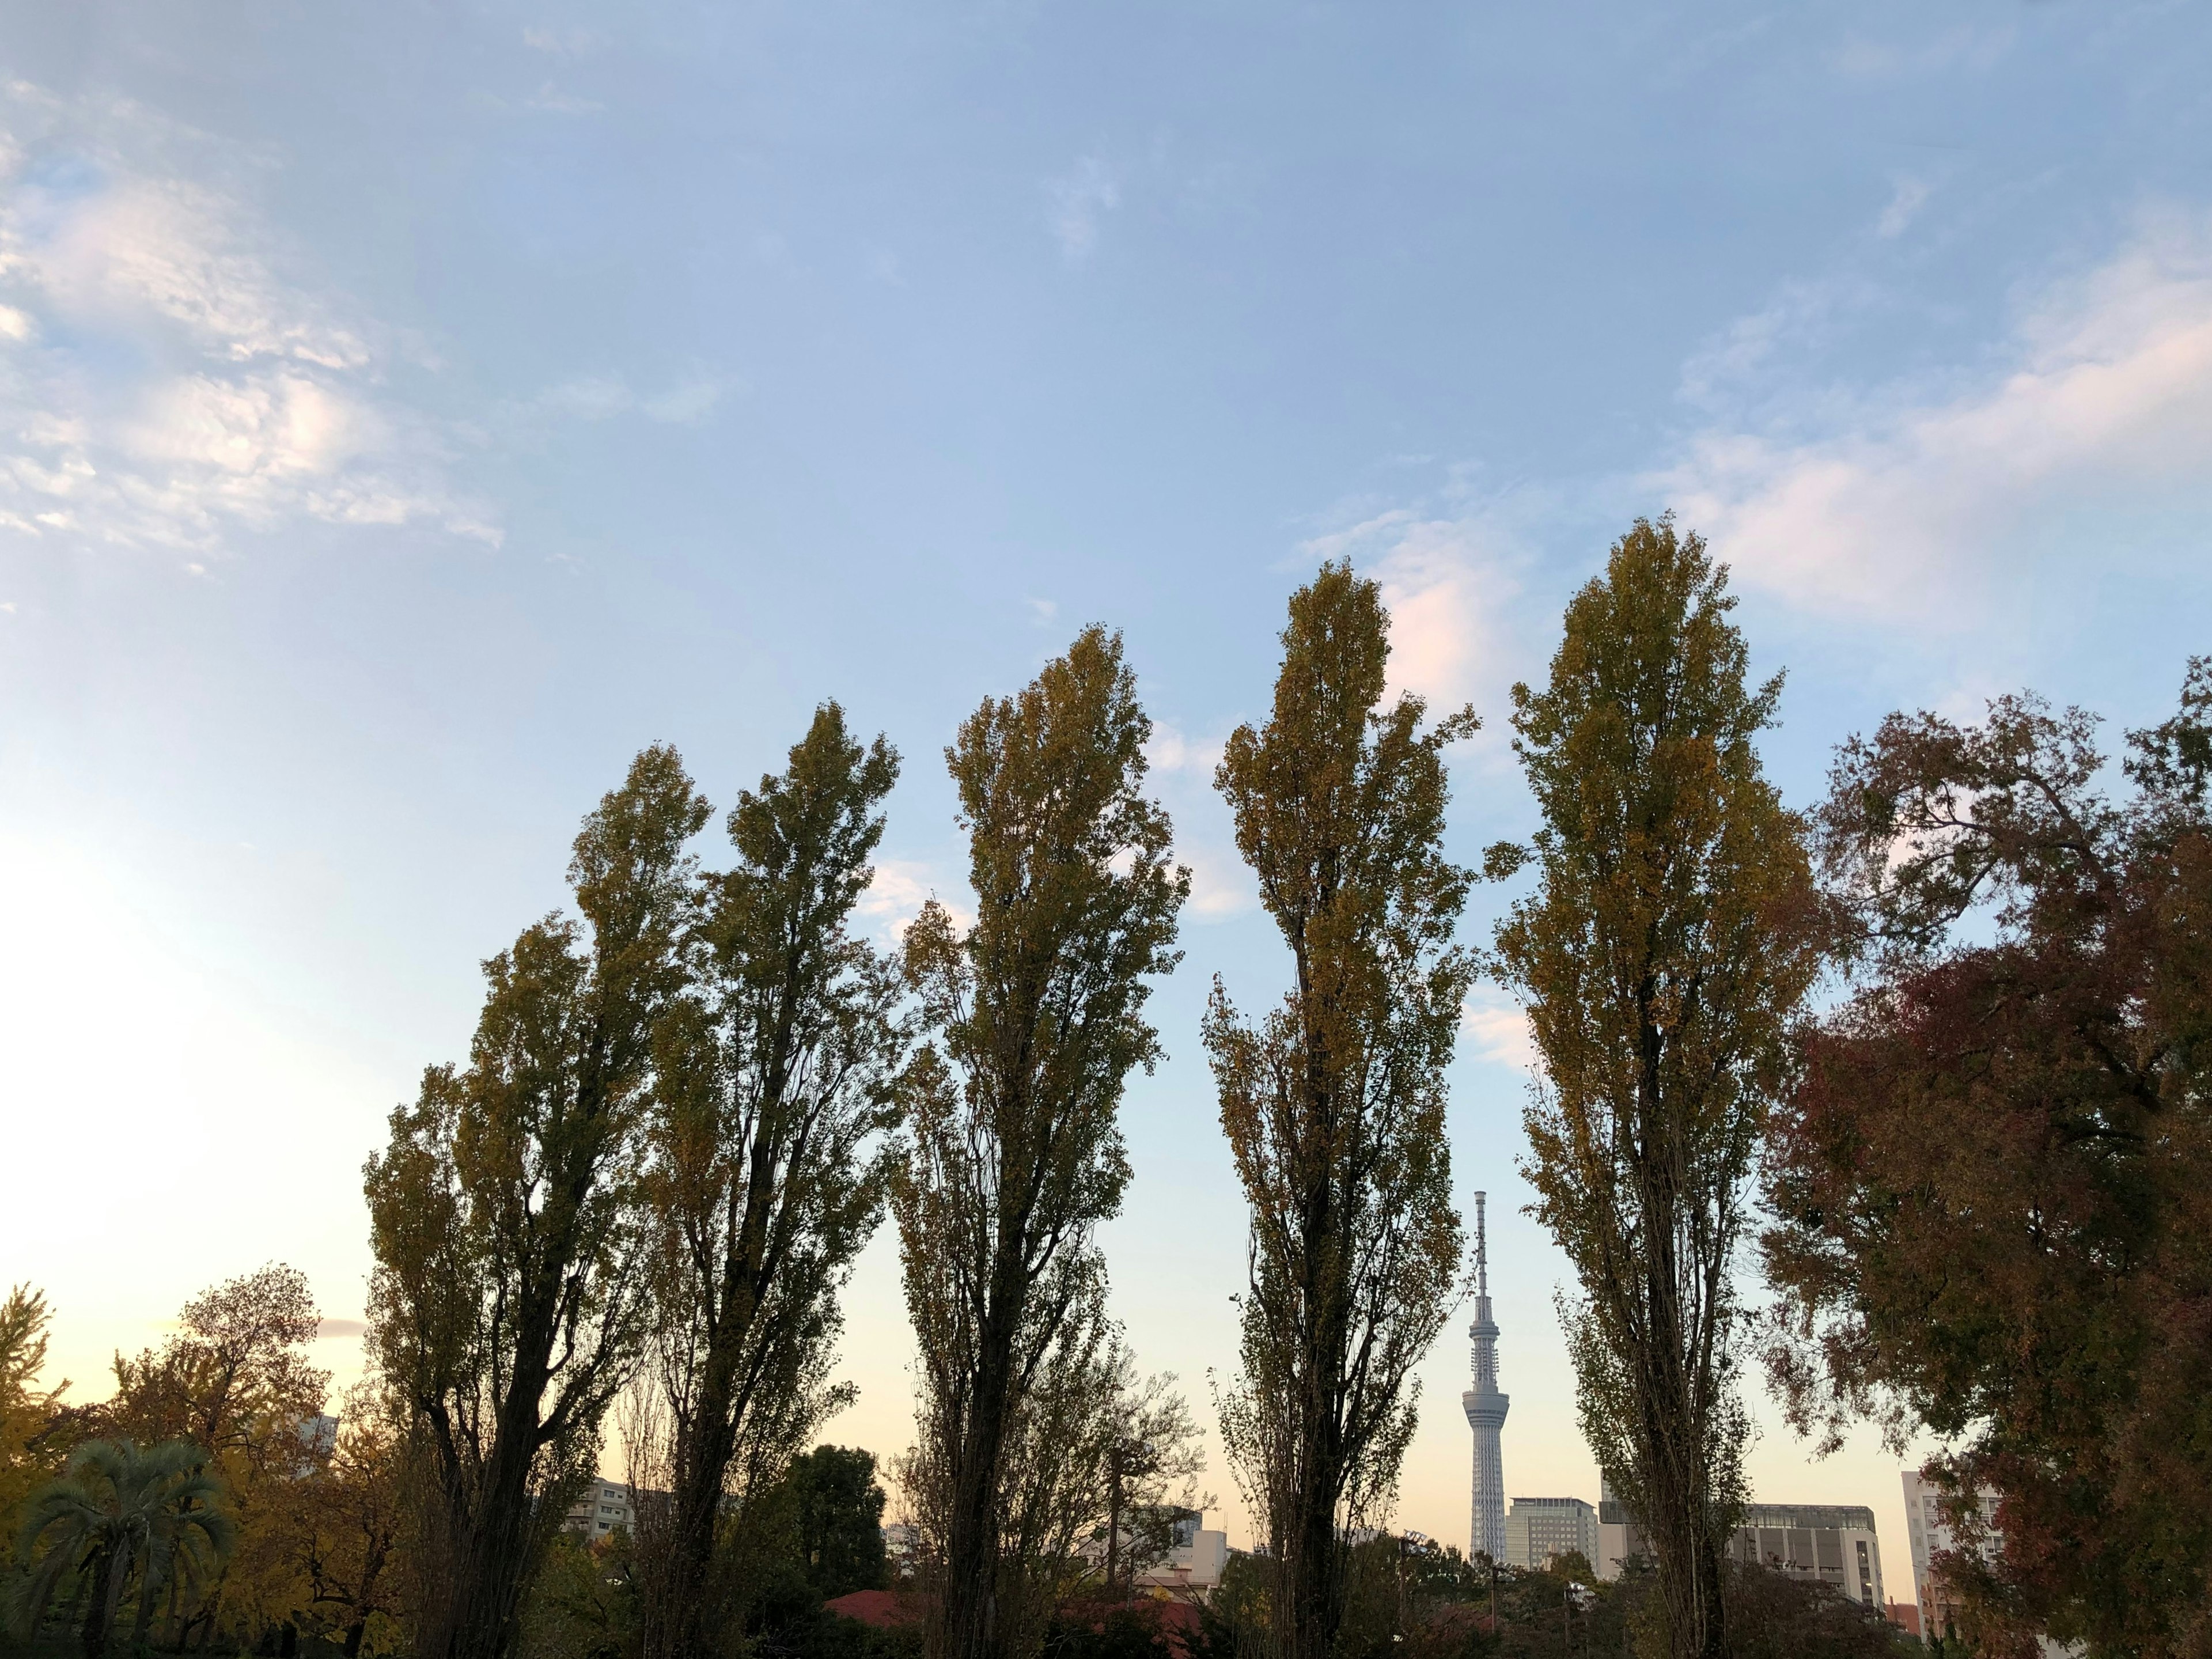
3,0,2211,1603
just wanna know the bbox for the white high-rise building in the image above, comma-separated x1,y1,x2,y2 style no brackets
1461,1192,1509,1562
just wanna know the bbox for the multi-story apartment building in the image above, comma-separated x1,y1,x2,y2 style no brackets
566,1478,635,1538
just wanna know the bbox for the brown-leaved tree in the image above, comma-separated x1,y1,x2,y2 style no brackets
892,627,1187,1659
365,746,708,1659
1491,519,1820,1659
634,704,908,1659
1207,562,1478,1659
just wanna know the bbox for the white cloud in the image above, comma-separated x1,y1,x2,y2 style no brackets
0,86,496,552
1299,509,1523,720
856,859,972,944
1876,176,1932,240
1181,839,1256,920
1145,720,1222,779
1461,987,1539,1073
1661,210,2212,622
1048,157,1119,263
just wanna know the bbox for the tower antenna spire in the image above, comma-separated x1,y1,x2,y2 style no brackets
1476,1190,1489,1300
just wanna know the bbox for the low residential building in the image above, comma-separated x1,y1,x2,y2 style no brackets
1504,1497,1600,1571
1133,1510,1229,1597
1077,1509,1231,1598
566,1478,635,1537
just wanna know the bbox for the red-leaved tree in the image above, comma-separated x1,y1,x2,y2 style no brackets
1761,659,2212,1658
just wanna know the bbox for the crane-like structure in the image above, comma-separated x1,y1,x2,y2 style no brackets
1461,1191,1509,1562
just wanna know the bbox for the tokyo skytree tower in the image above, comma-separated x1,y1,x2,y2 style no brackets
1461,1191,1509,1562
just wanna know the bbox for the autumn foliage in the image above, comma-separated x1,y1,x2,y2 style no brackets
1762,661,2212,1657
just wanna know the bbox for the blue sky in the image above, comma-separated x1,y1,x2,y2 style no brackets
3,0,2211,1587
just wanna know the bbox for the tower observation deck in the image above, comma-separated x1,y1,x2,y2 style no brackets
1461,1191,1509,1562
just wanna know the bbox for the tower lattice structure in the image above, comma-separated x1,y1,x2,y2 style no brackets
1461,1191,1509,1563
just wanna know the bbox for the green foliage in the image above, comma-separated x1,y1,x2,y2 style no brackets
0,1287,69,1560
1039,1603,1181,1659
514,1532,634,1659
768,1446,889,1607
13,1438,234,1656
1206,563,1479,1659
1493,519,1821,1659
101,1265,332,1649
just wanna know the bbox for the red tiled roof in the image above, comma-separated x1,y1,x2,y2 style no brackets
825,1590,922,1630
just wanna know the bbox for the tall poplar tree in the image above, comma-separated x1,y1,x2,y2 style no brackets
1206,562,1478,1659
634,705,908,1659
1491,520,1821,1659
365,747,709,1659
892,627,1187,1659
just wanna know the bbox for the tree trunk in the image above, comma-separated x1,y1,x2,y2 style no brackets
344,1619,368,1659
938,1271,1022,1659
640,1369,741,1659
438,1377,550,1659
82,1547,117,1659
131,1559,161,1651
939,1365,1012,1659
1635,1075,1726,1659
1284,1472,1342,1659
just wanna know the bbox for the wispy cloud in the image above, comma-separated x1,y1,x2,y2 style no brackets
1661,209,2212,622
522,82,604,116
1831,25,2014,81
1675,276,1872,412
1048,157,1119,263
518,372,724,427
0,85,494,554
1876,175,1933,240
522,26,607,58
